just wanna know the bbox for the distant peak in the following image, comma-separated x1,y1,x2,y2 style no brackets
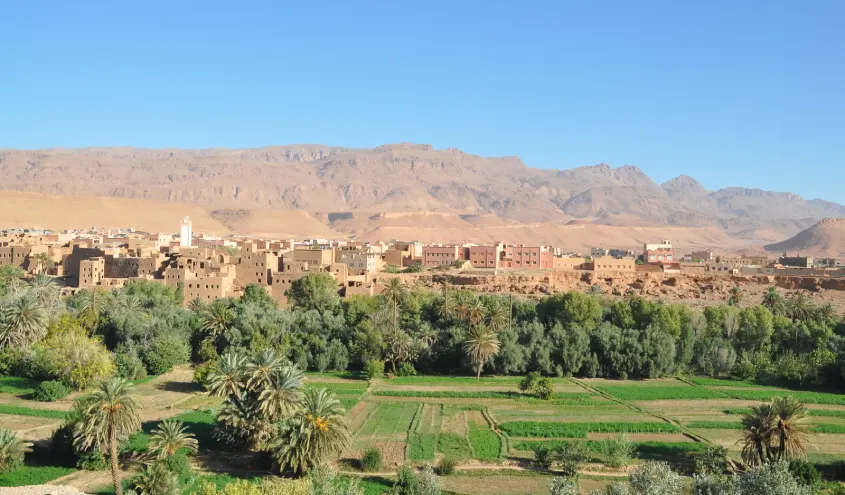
662,174,706,193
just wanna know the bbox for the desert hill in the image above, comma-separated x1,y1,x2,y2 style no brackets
1,144,842,251
765,219,845,257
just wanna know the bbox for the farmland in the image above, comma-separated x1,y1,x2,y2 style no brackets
2,369,845,494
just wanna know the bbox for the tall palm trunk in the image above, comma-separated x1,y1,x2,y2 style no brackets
476,363,482,380
757,442,766,467
109,422,122,495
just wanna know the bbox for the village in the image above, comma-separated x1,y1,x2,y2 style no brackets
1,216,841,308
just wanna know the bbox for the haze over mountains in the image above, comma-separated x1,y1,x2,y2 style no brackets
1,144,843,253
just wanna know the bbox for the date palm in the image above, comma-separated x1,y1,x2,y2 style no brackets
132,462,179,495
79,288,105,330
770,396,809,461
463,325,501,380
0,428,31,473
207,351,248,398
74,378,141,495
384,328,414,374
0,294,47,347
200,299,236,338
787,293,815,322
464,299,487,330
148,419,198,459
762,287,787,317
486,300,510,332
739,403,775,467
29,252,54,275
187,297,206,314
381,277,408,330
245,348,286,391
271,388,350,474
255,362,304,421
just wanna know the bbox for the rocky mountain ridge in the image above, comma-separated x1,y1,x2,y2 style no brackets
0,144,841,243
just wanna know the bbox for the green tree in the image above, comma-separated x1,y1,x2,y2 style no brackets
271,388,350,474
148,419,198,459
381,278,408,330
537,292,603,330
628,461,684,495
770,396,809,462
740,403,775,467
132,462,179,495
74,378,141,495
736,306,774,353
786,293,815,323
0,429,31,473
728,286,743,306
762,287,787,317
200,299,236,341
0,293,47,347
29,252,54,275
288,273,340,311
463,325,501,379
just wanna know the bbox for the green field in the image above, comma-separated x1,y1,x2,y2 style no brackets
592,384,726,401
499,421,680,438
0,466,75,487
0,404,69,419
0,376,42,395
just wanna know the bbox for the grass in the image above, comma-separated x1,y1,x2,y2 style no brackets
340,399,359,412
499,421,679,438
594,385,726,401
408,433,437,461
438,432,473,459
358,403,417,437
724,408,845,418
0,376,41,395
372,390,604,405
689,377,763,387
130,375,158,386
0,404,68,419
686,421,743,430
808,424,845,434
172,409,217,448
386,376,523,386
511,439,708,457
0,465,76,487
721,389,845,405
468,424,501,460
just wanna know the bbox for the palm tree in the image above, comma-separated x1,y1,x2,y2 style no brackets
728,286,743,306
463,325,501,380
381,278,408,330
207,351,247,398
201,299,236,338
28,274,60,312
418,323,438,348
770,396,809,461
148,419,198,459
486,301,509,332
437,289,459,322
0,428,31,473
464,299,487,330
0,294,47,347
74,378,141,495
245,348,286,391
131,462,179,495
254,363,304,421
588,285,605,297
762,287,787,317
79,288,105,330
271,388,350,474
739,403,775,467
384,328,415,374
787,293,815,322
29,252,54,275
187,298,206,314
813,303,838,325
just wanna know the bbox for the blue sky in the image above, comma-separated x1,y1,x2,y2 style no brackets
2,1,843,202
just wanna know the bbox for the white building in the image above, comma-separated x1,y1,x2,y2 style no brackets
179,216,193,248
338,251,383,272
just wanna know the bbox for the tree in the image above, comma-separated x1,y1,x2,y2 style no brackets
549,477,579,495
486,300,510,332
74,378,141,495
132,462,179,495
787,293,815,323
148,419,198,459
0,293,47,348
201,299,236,341
0,429,31,473
762,287,787,317
381,278,408,330
740,403,775,467
770,396,809,462
188,298,206,314
463,325,501,379
537,292,603,330
288,273,340,311
207,351,248,399
35,317,115,389
383,329,415,374
29,252,54,275
78,288,105,331
271,388,350,474
628,461,685,495
735,462,813,495
729,286,743,306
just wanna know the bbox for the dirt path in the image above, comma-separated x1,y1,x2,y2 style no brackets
50,470,118,493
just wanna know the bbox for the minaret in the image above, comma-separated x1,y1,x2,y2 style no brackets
180,216,193,247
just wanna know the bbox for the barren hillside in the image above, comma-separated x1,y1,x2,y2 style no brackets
765,218,845,257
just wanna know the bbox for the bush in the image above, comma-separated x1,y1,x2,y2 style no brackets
160,450,192,477
361,447,383,472
142,334,190,375
131,462,179,495
32,324,114,390
629,461,684,495
534,378,554,400
114,351,147,381
31,380,70,402
519,372,540,393
549,477,579,495
397,362,417,377
437,456,458,475
695,445,728,475
0,429,30,473
364,359,385,380
787,459,820,488
193,361,217,390
534,442,590,476
601,433,636,468
391,465,419,495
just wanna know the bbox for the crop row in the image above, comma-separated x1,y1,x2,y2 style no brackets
593,385,726,401
511,439,707,456
687,421,845,434
688,377,762,388
720,389,845,405
723,408,845,418
499,421,679,438
0,404,68,419
469,424,501,460
372,390,603,405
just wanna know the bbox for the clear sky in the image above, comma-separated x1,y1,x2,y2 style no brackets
2,1,843,202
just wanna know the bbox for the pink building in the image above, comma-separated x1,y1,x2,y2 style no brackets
422,245,466,267
502,245,553,269
468,245,502,269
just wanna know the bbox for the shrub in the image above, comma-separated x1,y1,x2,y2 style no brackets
32,326,114,390
31,380,70,402
437,456,458,475
364,359,385,380
193,361,217,390
391,465,419,495
160,450,192,477
695,445,729,475
416,465,442,495
787,460,820,488
361,447,382,472
142,334,190,375
114,351,147,381
131,462,179,495
397,362,417,377
601,433,636,468
549,477,579,495
629,461,684,495
534,378,554,400
0,429,30,473
518,372,540,393
556,442,591,477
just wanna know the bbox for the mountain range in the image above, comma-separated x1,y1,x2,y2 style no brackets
0,144,842,253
